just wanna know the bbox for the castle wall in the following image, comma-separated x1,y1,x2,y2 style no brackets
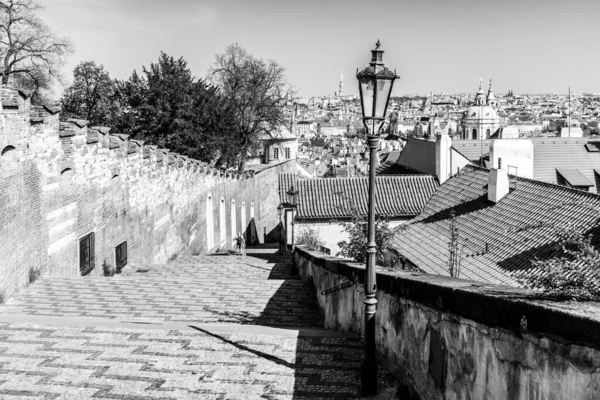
0,89,292,300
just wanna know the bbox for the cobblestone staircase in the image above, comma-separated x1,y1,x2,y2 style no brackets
0,245,396,399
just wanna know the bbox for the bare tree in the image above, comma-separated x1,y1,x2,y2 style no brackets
0,0,73,98
209,43,293,171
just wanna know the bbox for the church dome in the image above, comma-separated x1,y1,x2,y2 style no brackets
462,105,499,121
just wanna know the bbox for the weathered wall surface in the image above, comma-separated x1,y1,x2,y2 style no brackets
0,87,292,301
295,247,600,400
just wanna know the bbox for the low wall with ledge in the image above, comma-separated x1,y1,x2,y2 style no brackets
294,246,600,400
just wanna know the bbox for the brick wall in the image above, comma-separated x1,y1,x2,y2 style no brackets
0,87,292,301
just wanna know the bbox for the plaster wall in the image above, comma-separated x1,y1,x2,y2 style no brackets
489,139,534,178
295,247,600,400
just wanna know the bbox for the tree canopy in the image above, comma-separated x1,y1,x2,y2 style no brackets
61,61,115,126
60,45,293,170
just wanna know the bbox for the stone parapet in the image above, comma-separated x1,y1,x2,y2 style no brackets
295,246,600,400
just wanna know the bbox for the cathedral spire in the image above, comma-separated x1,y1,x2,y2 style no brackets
487,78,497,107
474,78,486,106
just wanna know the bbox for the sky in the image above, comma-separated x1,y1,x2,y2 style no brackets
42,0,600,98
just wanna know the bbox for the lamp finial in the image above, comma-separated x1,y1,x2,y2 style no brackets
376,40,381,49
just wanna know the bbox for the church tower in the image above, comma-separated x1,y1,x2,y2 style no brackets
339,73,343,97
486,79,497,108
474,79,486,106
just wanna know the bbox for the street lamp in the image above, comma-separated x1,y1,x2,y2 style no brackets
356,40,399,395
277,204,284,255
286,185,299,270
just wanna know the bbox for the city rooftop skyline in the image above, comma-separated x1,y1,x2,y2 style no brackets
44,0,600,97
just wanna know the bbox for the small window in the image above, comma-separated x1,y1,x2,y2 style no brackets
79,233,95,276
274,148,279,159
116,241,127,272
285,148,290,159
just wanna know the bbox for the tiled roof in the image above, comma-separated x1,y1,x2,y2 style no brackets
451,140,490,165
454,138,600,192
398,137,437,175
378,149,423,175
391,165,600,286
270,126,297,140
278,172,302,205
532,138,600,192
285,175,439,219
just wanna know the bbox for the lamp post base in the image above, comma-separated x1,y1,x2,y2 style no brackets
361,357,378,395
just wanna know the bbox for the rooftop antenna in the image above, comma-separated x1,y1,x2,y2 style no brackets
479,78,484,167
568,86,571,138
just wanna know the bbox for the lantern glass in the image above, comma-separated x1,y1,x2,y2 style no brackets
374,78,394,119
277,205,283,217
359,77,375,119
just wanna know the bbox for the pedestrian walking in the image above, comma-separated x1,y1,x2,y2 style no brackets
235,232,245,255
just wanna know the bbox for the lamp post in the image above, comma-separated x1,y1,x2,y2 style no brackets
277,204,284,255
356,40,399,395
286,185,299,270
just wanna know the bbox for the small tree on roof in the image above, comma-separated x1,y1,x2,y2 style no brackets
333,192,403,264
519,223,600,301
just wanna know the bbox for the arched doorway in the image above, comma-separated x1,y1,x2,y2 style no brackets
206,194,214,250
219,198,226,248
472,128,477,140
231,199,236,248
241,202,247,241
250,202,256,244
486,128,491,138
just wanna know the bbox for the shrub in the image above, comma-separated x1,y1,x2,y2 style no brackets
296,226,326,250
519,224,600,301
102,260,115,277
333,192,404,264
28,267,42,285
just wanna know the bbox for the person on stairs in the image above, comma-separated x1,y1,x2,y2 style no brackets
235,232,245,256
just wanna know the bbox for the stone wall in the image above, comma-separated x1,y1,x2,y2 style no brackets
0,87,292,301
295,246,600,400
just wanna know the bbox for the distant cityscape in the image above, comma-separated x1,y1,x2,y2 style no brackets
277,73,600,178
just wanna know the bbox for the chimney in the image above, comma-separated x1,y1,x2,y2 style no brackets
488,157,510,203
435,131,451,184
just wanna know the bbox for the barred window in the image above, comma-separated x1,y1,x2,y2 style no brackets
285,148,290,159
274,148,279,159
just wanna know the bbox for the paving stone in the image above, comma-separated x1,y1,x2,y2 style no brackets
0,246,378,399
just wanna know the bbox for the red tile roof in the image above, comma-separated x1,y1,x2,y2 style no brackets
392,165,600,286
279,175,439,219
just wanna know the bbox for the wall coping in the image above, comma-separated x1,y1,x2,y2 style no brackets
296,246,600,350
